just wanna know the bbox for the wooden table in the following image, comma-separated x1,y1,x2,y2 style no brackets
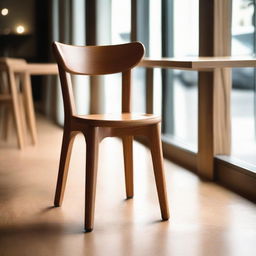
13,63,58,75
139,56,256,70
12,57,256,178
139,56,256,178
13,63,58,145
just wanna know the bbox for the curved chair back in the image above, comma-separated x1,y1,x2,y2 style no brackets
52,42,145,117
52,42,170,232
52,42,144,75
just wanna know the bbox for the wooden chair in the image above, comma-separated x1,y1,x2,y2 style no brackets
0,58,27,149
52,41,169,231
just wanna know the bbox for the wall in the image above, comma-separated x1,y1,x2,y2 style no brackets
0,0,36,58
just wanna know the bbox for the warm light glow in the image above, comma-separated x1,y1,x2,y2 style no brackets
16,25,25,34
1,8,8,16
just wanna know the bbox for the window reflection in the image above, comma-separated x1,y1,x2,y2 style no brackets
162,0,199,151
231,0,256,165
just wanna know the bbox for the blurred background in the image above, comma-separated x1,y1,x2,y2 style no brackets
0,0,256,171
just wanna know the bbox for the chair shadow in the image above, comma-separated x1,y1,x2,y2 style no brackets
38,205,56,214
17,205,85,234
148,219,169,225
0,221,84,237
0,222,64,237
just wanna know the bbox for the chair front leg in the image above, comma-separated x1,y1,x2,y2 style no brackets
54,129,76,207
148,123,170,220
84,127,100,232
122,136,134,199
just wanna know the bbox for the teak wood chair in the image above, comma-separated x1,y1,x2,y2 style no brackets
52,41,169,231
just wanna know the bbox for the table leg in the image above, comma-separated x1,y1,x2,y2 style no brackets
197,69,231,180
198,71,214,179
146,68,154,114
22,72,37,145
8,70,24,149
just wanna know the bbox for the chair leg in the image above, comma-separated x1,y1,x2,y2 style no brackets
22,72,37,145
18,92,28,144
54,130,76,207
148,123,169,220
2,105,11,141
8,72,24,149
84,127,100,232
122,136,134,199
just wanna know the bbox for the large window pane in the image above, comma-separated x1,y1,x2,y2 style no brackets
104,0,131,114
162,0,199,151
231,0,256,166
149,0,162,115
107,0,150,114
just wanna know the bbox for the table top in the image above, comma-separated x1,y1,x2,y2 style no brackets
7,56,256,75
25,63,58,75
139,56,256,70
11,63,58,75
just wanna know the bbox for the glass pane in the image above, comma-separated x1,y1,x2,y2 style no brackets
111,0,131,44
231,0,256,166
71,0,89,116
105,0,131,114
107,0,148,114
149,0,162,115
163,0,199,151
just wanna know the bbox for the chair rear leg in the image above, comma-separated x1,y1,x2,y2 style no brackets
2,105,11,141
54,130,76,207
148,123,169,220
22,72,37,145
84,127,100,232
8,72,24,149
122,136,134,199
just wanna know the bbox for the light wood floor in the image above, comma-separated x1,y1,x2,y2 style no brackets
0,116,256,256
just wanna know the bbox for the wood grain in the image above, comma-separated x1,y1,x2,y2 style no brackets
139,56,256,70
52,41,169,231
0,58,26,149
1,117,255,255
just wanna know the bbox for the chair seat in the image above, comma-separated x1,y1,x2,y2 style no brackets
73,113,160,127
53,41,169,231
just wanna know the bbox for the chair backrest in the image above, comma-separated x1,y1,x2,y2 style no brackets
52,41,145,118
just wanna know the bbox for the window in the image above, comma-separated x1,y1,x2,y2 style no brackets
231,0,256,167
104,0,131,114
162,0,199,151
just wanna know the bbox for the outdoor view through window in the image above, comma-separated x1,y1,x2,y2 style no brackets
231,0,256,166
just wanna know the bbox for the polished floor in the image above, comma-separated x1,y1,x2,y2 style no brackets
0,117,256,256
